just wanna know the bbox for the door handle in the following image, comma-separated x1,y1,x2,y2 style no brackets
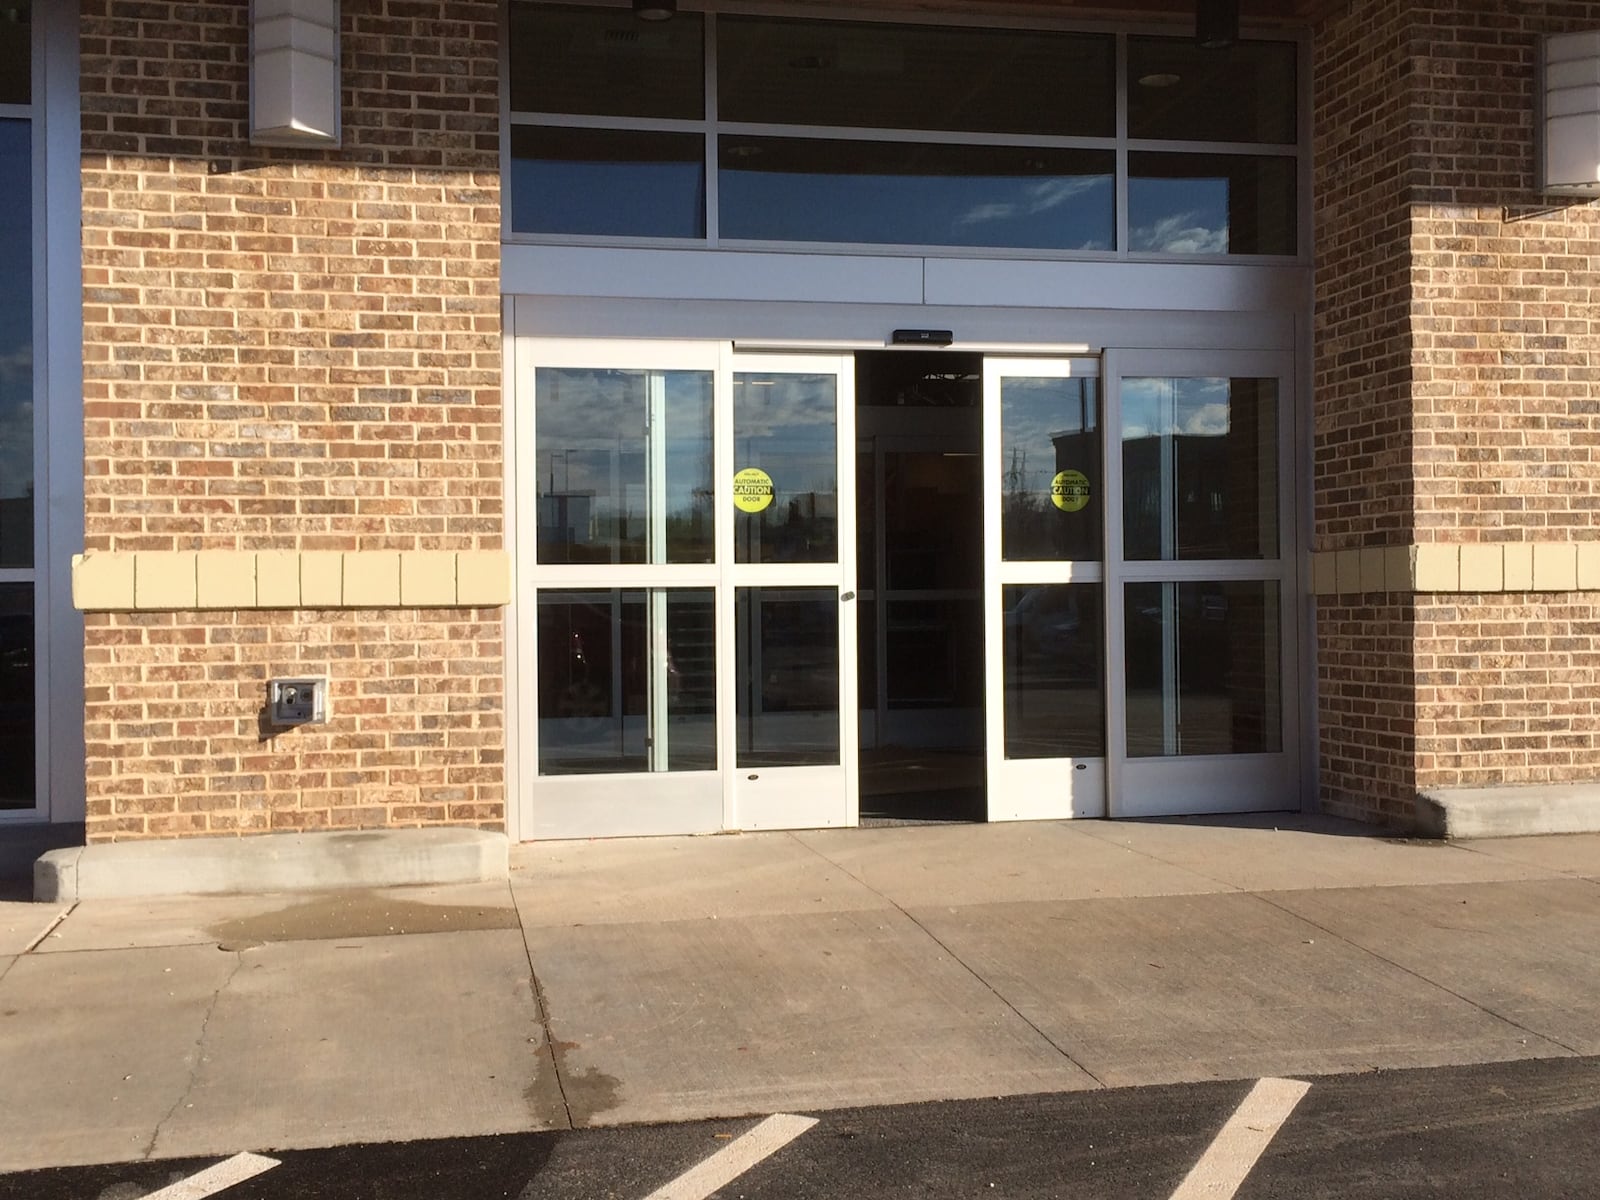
840,591,856,602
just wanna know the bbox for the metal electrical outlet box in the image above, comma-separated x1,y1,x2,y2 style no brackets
268,677,328,727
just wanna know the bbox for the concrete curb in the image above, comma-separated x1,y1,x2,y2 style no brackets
1416,784,1600,839
33,828,510,902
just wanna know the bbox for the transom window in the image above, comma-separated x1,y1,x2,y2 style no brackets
506,3,1301,258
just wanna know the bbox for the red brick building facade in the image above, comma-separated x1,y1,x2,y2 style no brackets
4,0,1599,862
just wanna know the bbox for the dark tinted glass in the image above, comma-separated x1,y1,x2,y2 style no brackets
537,589,716,775
721,138,1114,250
1124,581,1281,758
0,583,32,809
1003,584,1104,759
1129,153,1296,256
510,126,704,238
0,118,30,568
0,8,26,106
720,17,1113,138
1129,37,1296,145
736,588,840,768
732,592,838,771
508,2,703,119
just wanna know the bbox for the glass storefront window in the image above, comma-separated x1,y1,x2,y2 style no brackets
736,587,840,768
537,589,716,775
1123,581,1281,758
719,139,1114,250
1121,377,1278,562
509,127,705,240
1128,38,1297,145
535,367,714,565
1002,584,1104,759
0,9,26,105
719,17,1114,138
1128,153,1297,256
508,3,704,120
1001,375,1102,562
0,583,32,809
733,371,838,564
0,117,31,569
505,8,1302,257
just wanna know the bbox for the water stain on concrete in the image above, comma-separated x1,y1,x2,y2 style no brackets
548,1037,623,1126
207,890,519,945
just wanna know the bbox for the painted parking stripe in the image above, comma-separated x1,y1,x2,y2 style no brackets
641,1113,818,1200
1169,1077,1311,1200
141,1152,281,1199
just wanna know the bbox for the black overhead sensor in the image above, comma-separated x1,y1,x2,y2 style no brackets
891,329,955,347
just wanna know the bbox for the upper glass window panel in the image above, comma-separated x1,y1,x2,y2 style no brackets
509,2,704,120
1000,375,1102,563
0,118,31,569
1128,37,1296,145
733,372,838,565
720,139,1113,250
510,126,705,239
1129,153,1296,256
718,17,1114,138
535,367,714,565
0,8,27,105
1121,377,1279,561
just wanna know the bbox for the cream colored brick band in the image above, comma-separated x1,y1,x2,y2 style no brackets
71,550,512,611
1311,543,1600,597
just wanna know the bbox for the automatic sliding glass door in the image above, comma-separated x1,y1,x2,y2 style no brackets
983,358,1107,820
726,353,858,830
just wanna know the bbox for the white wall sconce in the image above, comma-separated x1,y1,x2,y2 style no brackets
1541,31,1600,195
250,0,341,148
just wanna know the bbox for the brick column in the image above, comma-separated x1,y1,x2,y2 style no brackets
78,1,504,839
1312,0,1600,827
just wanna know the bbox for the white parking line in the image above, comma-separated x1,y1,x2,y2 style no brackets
640,1113,819,1200
1169,1077,1311,1200
140,1152,281,1199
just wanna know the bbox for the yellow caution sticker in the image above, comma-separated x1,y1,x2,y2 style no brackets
1051,469,1091,513
733,466,775,513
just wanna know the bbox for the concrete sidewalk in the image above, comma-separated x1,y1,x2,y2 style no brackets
2,815,1598,1172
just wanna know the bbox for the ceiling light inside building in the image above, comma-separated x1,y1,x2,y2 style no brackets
1196,0,1239,50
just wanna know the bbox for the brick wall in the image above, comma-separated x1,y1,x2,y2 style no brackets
1314,0,1600,822
79,0,504,840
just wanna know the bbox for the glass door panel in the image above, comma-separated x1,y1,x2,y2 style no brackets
984,359,1106,821
726,353,856,830
1108,351,1297,818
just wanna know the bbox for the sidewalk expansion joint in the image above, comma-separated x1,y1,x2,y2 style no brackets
20,902,75,956
785,833,1109,1088
1246,890,1583,1057
145,948,247,1160
509,883,577,1131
